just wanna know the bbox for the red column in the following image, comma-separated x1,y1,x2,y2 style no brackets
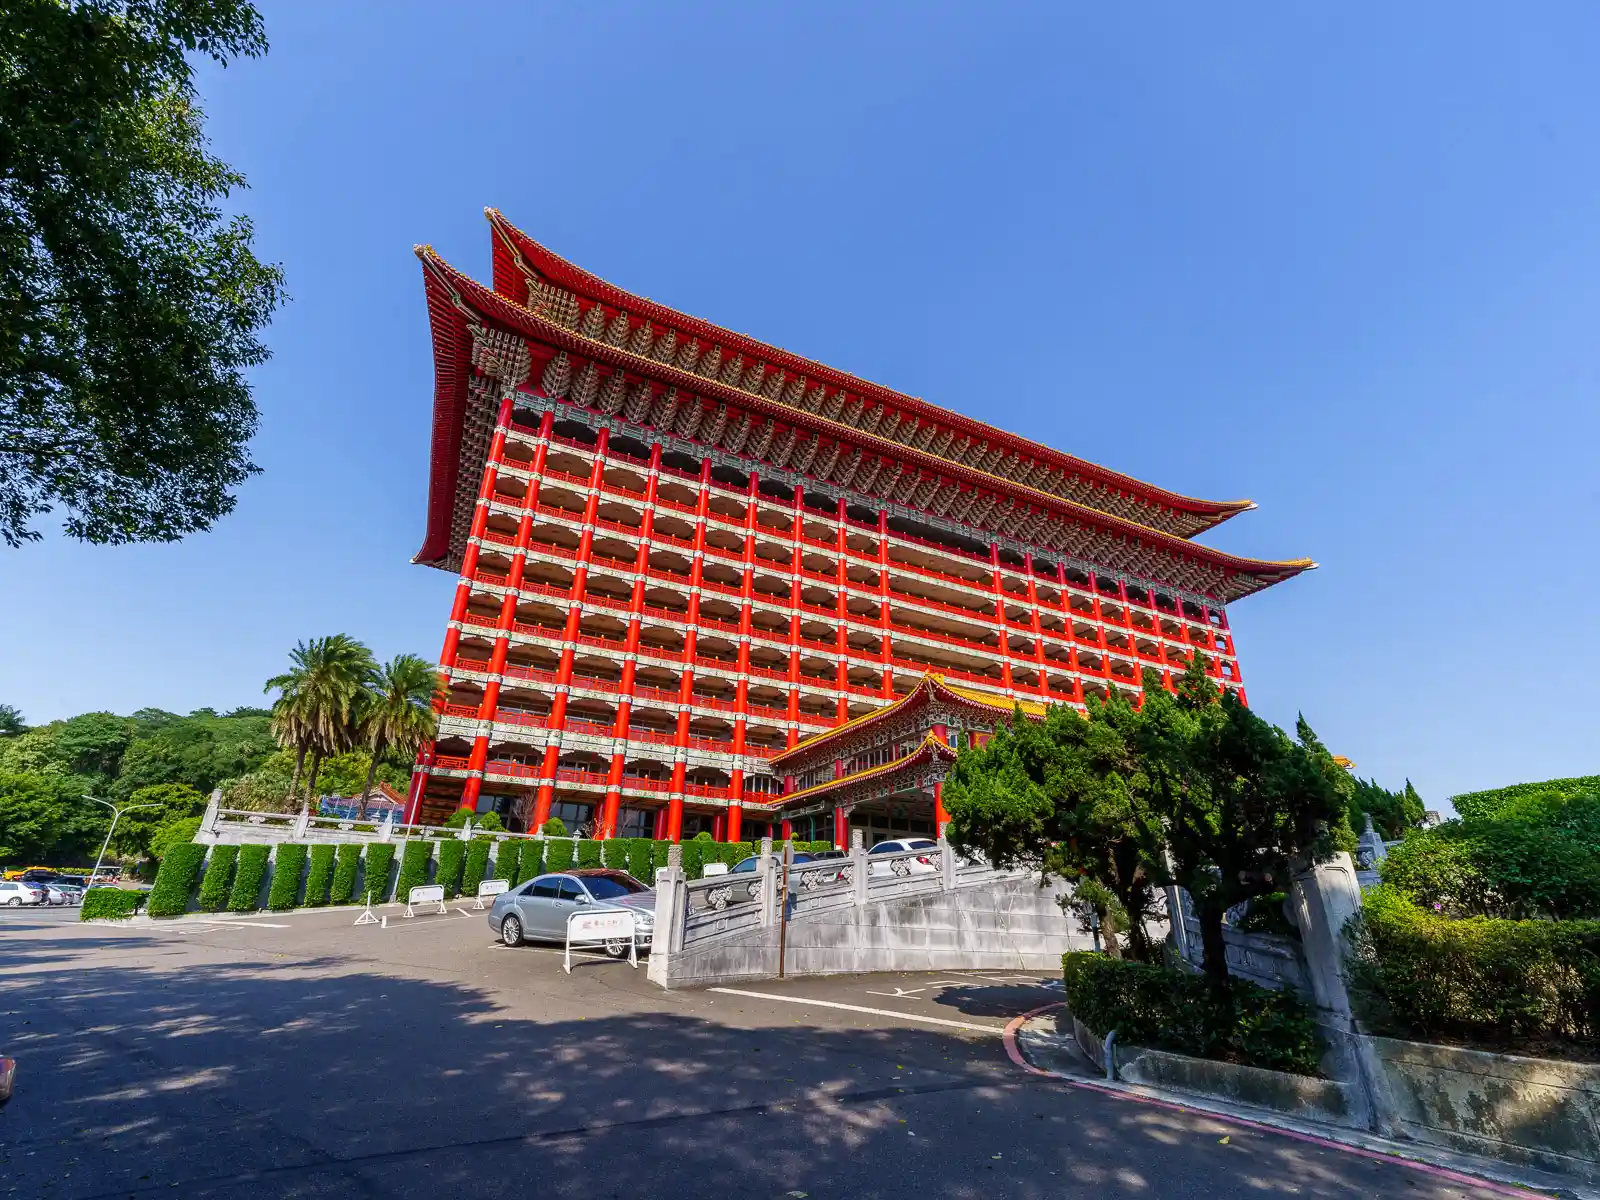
785,485,804,749
832,497,851,720
725,471,760,846
666,458,713,841
934,779,949,836
1024,553,1048,699
833,805,850,850
876,510,894,695
990,544,1014,693
533,426,610,828
599,441,663,839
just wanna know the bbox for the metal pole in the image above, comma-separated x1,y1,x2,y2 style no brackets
776,838,793,979
84,796,163,885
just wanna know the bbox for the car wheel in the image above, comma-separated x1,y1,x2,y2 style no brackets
500,915,523,946
602,937,629,959
5,897,19,907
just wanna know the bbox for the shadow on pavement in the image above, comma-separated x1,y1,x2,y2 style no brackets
0,949,1505,1199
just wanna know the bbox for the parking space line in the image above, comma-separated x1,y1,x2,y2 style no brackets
707,987,1004,1034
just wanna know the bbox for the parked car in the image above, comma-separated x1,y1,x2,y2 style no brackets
18,869,61,885
44,884,83,907
703,852,818,910
867,838,941,878
0,881,45,907
488,870,655,957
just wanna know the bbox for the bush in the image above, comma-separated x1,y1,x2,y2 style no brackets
197,845,239,913
627,838,655,884
1452,775,1600,821
542,817,567,836
1062,951,1322,1076
680,837,705,880
80,888,144,920
396,840,433,899
228,845,270,912
331,844,361,905
652,839,670,877
436,839,466,899
1349,885,1600,1053
304,845,335,907
147,843,208,917
444,808,504,831
149,816,203,863
601,837,629,869
491,840,519,883
577,838,602,869
545,838,574,873
461,838,491,898
361,843,395,904
518,840,545,884
267,844,308,911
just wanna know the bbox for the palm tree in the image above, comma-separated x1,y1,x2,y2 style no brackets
355,655,445,818
265,635,376,808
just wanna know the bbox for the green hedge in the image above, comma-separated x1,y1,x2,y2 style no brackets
436,840,466,899
517,840,544,884
197,845,238,913
652,839,670,877
461,839,491,898
228,845,270,912
147,843,208,917
305,845,335,907
396,840,433,900
1350,885,1600,1052
80,888,145,920
267,844,307,911
361,843,395,904
331,844,362,905
1063,951,1322,1076
602,837,629,869
492,840,520,883
627,838,655,884
680,838,706,880
577,838,602,869
545,838,575,874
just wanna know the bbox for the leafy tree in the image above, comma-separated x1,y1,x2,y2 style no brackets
0,772,68,861
354,654,442,816
147,814,202,862
0,704,25,736
0,0,285,547
264,635,375,804
109,781,205,858
1347,776,1425,840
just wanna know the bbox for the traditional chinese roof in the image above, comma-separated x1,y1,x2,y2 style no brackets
412,232,1316,603
486,209,1250,541
753,733,962,810
766,673,1048,770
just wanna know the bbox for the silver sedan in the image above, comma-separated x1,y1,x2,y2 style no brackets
487,869,655,958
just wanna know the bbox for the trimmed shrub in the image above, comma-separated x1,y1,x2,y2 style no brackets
228,845,270,912
436,839,466,899
80,888,144,920
361,843,395,904
1062,951,1322,1076
518,840,545,884
147,843,208,917
601,838,629,869
680,838,705,881
626,838,655,884
545,838,575,873
267,844,308,911
542,817,567,836
1349,884,1600,1053
197,845,239,913
304,845,336,907
331,844,362,905
652,839,670,877
461,839,491,898
577,838,602,869
395,840,433,900
491,840,520,883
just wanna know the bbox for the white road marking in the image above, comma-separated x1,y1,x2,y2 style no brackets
707,987,1004,1034
179,921,290,930
865,987,928,999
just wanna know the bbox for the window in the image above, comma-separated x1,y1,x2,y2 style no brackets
530,878,561,898
556,879,585,901
584,875,649,899
908,840,937,850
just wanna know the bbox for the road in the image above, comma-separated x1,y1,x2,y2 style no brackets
0,903,1516,1199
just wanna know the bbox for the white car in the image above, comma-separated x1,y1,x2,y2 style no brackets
866,838,941,878
44,884,83,906
0,881,45,907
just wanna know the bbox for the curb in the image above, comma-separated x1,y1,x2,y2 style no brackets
1003,1003,1588,1200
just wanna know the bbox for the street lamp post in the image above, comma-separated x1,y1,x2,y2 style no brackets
84,795,160,886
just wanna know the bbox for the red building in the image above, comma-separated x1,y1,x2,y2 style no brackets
404,210,1313,841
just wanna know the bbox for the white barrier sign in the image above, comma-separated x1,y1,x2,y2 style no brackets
473,878,510,909
405,884,446,918
701,862,730,876
564,908,638,972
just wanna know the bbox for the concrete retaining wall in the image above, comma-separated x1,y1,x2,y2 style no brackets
1361,1035,1600,1181
650,874,1085,988
1117,1045,1361,1127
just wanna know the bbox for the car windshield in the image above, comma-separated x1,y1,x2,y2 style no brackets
730,858,756,873
582,874,649,900
908,840,937,850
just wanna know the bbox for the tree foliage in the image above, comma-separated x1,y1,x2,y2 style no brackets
944,657,1351,992
264,634,375,803
0,0,285,546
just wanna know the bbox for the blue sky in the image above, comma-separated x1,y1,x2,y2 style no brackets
4,3,1597,809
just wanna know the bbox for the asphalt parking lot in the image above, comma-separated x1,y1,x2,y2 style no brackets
0,902,1519,1199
